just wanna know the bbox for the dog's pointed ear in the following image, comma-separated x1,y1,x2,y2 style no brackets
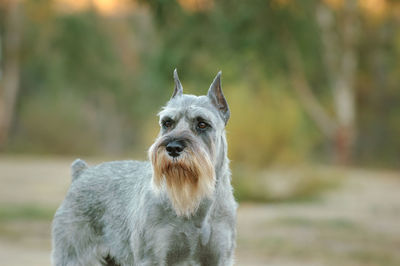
207,71,230,124
171,69,183,99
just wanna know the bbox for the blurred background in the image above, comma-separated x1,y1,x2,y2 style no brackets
0,0,400,265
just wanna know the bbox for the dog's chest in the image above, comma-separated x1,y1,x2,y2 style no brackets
164,225,214,265
148,221,219,265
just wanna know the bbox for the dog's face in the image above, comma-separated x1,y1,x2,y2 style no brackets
149,70,230,217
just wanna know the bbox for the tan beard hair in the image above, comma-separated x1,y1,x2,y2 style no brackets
149,144,215,217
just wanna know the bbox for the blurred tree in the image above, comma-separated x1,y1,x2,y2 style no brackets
285,0,360,163
141,0,400,165
0,0,23,149
0,0,398,168
5,0,155,155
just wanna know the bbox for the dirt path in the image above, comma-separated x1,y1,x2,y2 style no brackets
1,157,399,266
236,169,400,266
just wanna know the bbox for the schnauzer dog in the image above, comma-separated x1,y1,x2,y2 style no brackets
51,70,237,266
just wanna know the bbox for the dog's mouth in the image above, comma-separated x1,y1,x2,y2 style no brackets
163,160,199,180
168,153,183,161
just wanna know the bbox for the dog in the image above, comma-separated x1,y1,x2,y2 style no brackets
51,70,237,266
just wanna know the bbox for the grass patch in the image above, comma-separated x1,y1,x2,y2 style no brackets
272,216,357,230
0,204,55,222
233,165,343,203
352,249,400,266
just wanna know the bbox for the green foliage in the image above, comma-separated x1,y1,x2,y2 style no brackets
12,94,101,154
227,84,306,166
1,0,400,168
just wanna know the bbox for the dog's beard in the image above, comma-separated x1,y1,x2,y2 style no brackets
149,143,215,217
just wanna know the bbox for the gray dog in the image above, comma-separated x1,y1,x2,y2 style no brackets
51,70,237,266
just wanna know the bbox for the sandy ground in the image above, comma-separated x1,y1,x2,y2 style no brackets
0,156,399,266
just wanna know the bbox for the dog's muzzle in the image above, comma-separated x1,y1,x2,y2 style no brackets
149,136,216,217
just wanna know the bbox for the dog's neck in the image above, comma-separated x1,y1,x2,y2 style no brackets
215,133,231,187
189,197,212,227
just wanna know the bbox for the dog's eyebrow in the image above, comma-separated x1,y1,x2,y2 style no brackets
188,107,217,125
158,108,179,121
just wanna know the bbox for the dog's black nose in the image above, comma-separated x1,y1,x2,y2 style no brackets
166,140,185,157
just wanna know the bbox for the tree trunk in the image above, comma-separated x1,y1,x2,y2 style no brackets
284,1,360,164
332,0,359,164
0,0,22,149
315,0,359,164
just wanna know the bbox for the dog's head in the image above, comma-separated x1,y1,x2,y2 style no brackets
149,69,230,217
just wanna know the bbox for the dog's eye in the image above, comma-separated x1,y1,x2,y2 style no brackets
197,121,209,130
162,120,173,129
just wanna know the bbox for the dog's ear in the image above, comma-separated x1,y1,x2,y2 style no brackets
171,69,183,98
208,71,230,124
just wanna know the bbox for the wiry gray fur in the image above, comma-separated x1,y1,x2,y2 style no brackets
51,70,237,266
70,159,88,181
